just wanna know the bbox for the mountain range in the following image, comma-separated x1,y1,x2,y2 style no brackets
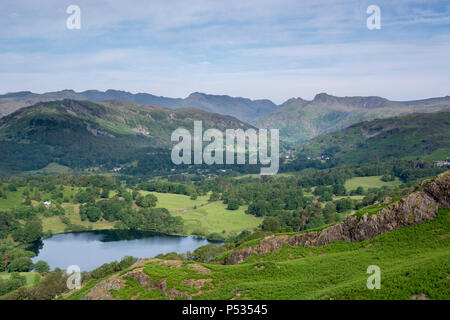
2,90,449,145
0,90,277,123
255,93,450,143
0,99,252,173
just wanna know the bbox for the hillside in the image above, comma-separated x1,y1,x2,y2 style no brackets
255,93,450,143
296,112,450,165
65,171,450,300
0,90,277,123
0,99,252,173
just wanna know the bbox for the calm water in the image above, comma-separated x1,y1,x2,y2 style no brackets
31,230,218,271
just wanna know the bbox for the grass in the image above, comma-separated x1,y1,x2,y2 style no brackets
0,187,27,210
40,191,260,237
171,202,262,237
20,163,73,176
42,214,116,234
140,191,209,212
0,185,82,211
0,272,41,287
74,207,449,300
333,195,365,201
344,176,402,191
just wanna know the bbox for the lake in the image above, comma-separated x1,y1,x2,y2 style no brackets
31,230,218,271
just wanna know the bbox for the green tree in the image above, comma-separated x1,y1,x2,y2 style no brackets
135,194,157,208
33,260,50,273
86,206,101,222
21,219,43,243
226,199,239,210
8,257,33,272
262,217,281,232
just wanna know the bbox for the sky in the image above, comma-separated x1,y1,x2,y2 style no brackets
0,0,449,104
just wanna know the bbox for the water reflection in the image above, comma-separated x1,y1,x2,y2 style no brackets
32,230,219,271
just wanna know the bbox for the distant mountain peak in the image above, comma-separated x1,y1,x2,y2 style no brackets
313,92,335,102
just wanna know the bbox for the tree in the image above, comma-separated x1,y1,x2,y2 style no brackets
304,215,325,230
335,197,353,213
75,190,90,203
208,192,220,202
21,219,43,243
100,187,110,199
33,260,50,273
354,186,364,195
22,188,30,197
86,206,101,222
226,199,239,210
135,194,158,208
8,257,33,272
332,184,347,196
322,202,337,224
247,200,268,217
192,244,226,262
207,232,225,242
262,217,281,232
34,189,41,201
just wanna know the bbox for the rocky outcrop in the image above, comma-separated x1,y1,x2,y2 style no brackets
124,268,151,287
224,171,449,265
82,277,125,300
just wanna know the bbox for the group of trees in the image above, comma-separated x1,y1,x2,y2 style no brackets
138,181,196,196
115,207,184,234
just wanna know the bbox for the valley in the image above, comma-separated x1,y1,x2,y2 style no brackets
1,0,449,305
0,95,448,301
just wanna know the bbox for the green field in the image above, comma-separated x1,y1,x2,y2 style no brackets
40,191,261,237
20,163,73,176
0,185,82,211
140,191,209,212
0,272,41,287
70,207,450,300
344,176,402,191
333,195,365,201
171,202,262,237
42,213,116,234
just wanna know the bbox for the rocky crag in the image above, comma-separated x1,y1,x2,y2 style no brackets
224,171,450,265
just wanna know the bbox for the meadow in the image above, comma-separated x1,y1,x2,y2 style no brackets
0,272,41,287
42,214,116,234
344,176,402,191
139,191,209,212
171,202,262,237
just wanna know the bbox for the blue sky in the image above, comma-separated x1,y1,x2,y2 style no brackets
1,0,449,103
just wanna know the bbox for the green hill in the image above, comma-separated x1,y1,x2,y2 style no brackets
296,112,450,165
64,171,450,300
256,93,450,144
0,99,252,173
0,90,277,122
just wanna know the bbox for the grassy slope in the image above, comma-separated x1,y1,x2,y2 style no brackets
344,176,402,191
42,214,116,234
171,202,262,236
0,272,41,287
73,207,449,300
140,191,209,212
298,112,450,164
